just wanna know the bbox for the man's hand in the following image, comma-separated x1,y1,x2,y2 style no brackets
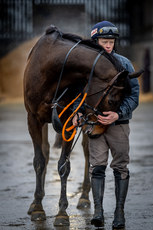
97,111,119,125
72,112,83,127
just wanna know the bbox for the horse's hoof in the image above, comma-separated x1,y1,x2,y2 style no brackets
28,203,44,215
31,210,46,221
27,203,36,215
77,198,91,209
28,203,46,221
54,215,70,226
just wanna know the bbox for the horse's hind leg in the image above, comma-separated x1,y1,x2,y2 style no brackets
53,133,62,148
54,140,72,226
27,113,47,221
42,123,50,164
77,133,91,209
42,123,50,188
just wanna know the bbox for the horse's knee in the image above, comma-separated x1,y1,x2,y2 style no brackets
58,159,70,178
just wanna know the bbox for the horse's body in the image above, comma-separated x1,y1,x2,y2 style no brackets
24,25,142,225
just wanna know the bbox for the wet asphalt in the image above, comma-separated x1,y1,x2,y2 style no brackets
0,102,153,230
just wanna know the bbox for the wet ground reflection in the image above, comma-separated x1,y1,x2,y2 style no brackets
0,102,153,229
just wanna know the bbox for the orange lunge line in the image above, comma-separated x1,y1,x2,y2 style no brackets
62,92,87,142
59,93,81,118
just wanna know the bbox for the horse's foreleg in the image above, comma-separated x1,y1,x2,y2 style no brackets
27,113,47,221
54,140,72,226
77,133,91,209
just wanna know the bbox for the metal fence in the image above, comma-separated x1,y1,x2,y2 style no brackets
0,0,33,39
0,0,130,44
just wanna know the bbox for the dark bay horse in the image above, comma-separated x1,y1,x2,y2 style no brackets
24,25,143,226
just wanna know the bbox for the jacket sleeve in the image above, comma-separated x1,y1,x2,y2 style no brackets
72,83,85,114
73,94,85,114
118,78,139,120
117,56,140,120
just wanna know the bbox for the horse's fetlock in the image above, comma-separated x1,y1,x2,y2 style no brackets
59,199,68,210
35,191,45,201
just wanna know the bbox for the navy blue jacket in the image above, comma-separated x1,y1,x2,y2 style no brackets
113,52,139,121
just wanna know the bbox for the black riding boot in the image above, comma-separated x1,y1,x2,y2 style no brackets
112,172,129,229
91,165,106,227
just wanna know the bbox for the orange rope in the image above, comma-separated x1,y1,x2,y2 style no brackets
59,93,81,118
62,92,87,142
66,125,75,132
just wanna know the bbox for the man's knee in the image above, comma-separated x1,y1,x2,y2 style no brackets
113,169,130,180
91,165,106,179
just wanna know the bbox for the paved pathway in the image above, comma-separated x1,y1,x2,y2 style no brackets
0,102,153,230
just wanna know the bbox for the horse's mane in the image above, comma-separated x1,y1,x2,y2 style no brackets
46,25,124,72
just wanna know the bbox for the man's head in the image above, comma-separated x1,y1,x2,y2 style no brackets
91,21,119,53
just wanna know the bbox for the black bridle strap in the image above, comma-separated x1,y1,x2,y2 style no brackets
85,50,104,93
94,70,124,109
83,70,124,117
52,40,81,103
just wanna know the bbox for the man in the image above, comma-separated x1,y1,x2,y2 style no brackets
73,21,139,229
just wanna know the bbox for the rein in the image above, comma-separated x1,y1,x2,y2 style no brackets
51,39,123,142
52,40,81,103
83,70,124,127
60,50,104,142
53,47,104,178
51,39,104,141
94,70,124,109
51,43,122,177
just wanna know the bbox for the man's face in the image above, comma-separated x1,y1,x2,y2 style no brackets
98,38,115,53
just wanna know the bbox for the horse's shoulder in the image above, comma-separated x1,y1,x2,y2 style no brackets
27,36,46,60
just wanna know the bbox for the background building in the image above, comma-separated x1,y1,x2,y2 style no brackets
0,0,153,97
